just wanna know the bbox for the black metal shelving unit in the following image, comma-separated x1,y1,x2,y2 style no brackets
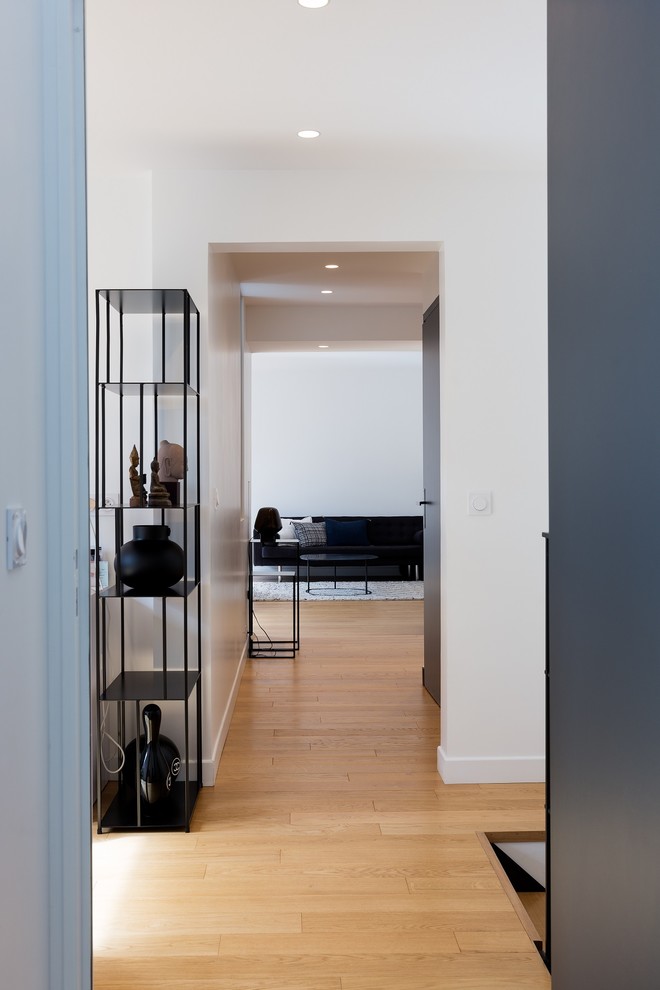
93,288,202,832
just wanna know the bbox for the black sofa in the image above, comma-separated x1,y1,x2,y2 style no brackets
252,515,423,580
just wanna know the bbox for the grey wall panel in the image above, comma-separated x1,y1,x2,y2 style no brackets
548,1,660,987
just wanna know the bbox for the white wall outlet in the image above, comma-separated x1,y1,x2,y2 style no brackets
6,506,28,569
98,493,120,515
468,491,492,516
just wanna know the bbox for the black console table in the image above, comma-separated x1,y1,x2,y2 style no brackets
248,539,300,658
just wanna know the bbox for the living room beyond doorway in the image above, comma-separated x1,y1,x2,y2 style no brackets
249,351,424,554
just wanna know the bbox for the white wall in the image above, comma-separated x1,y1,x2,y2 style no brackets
86,172,153,292
86,171,153,538
246,304,422,350
204,252,248,781
147,166,548,783
250,351,423,518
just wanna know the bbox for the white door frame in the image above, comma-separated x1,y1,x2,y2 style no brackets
43,1,92,987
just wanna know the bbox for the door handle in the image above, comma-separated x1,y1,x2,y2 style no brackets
419,500,431,505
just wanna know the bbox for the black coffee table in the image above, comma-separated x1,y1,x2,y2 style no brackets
300,553,378,595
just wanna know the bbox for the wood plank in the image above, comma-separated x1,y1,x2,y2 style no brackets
476,832,543,947
94,935,222,957
519,892,547,942
96,907,303,936
301,911,526,934
217,932,460,955
95,951,544,980
454,930,535,952
96,975,340,990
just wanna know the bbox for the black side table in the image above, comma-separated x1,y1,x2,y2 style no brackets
248,538,300,657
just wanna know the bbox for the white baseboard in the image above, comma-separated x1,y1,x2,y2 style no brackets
437,746,545,784
201,642,248,786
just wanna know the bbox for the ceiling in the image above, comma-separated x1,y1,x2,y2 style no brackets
223,249,437,306
85,0,545,327
85,0,546,174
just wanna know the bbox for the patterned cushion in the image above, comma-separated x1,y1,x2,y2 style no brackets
292,521,327,549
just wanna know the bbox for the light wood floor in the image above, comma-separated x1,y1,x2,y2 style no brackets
93,600,551,990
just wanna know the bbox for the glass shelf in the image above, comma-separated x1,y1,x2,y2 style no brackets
101,670,200,702
99,381,199,397
96,503,199,511
99,288,199,317
100,579,199,599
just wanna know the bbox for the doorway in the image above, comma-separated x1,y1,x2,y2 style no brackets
229,245,440,669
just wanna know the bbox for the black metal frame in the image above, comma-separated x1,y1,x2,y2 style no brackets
94,289,202,832
248,539,300,658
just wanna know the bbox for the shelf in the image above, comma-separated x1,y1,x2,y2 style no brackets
99,381,199,397
97,502,199,512
101,670,201,702
100,780,201,831
100,579,199,599
99,288,199,317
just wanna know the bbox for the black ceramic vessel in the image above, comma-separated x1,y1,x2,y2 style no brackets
122,704,181,806
115,524,184,591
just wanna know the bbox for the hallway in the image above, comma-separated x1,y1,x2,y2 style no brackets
93,600,550,989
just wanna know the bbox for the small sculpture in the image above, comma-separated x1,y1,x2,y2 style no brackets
138,704,181,804
158,440,187,506
158,440,186,481
128,445,147,508
121,702,181,806
148,457,172,507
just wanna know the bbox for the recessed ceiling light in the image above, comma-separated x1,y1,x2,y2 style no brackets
297,129,320,139
321,289,333,294
325,264,339,269
318,344,329,349
299,0,329,8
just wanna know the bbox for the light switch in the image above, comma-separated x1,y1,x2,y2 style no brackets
468,491,492,516
6,506,28,569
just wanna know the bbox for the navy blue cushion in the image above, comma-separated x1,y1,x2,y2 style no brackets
325,518,369,547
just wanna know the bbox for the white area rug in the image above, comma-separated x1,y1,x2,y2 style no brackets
253,580,424,602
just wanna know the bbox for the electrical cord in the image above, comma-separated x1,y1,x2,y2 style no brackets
100,700,126,774
250,606,274,651
98,606,127,774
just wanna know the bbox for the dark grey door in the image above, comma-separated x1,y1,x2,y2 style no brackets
421,298,440,705
548,1,660,985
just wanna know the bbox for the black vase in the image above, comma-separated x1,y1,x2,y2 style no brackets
115,524,184,592
122,704,181,806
